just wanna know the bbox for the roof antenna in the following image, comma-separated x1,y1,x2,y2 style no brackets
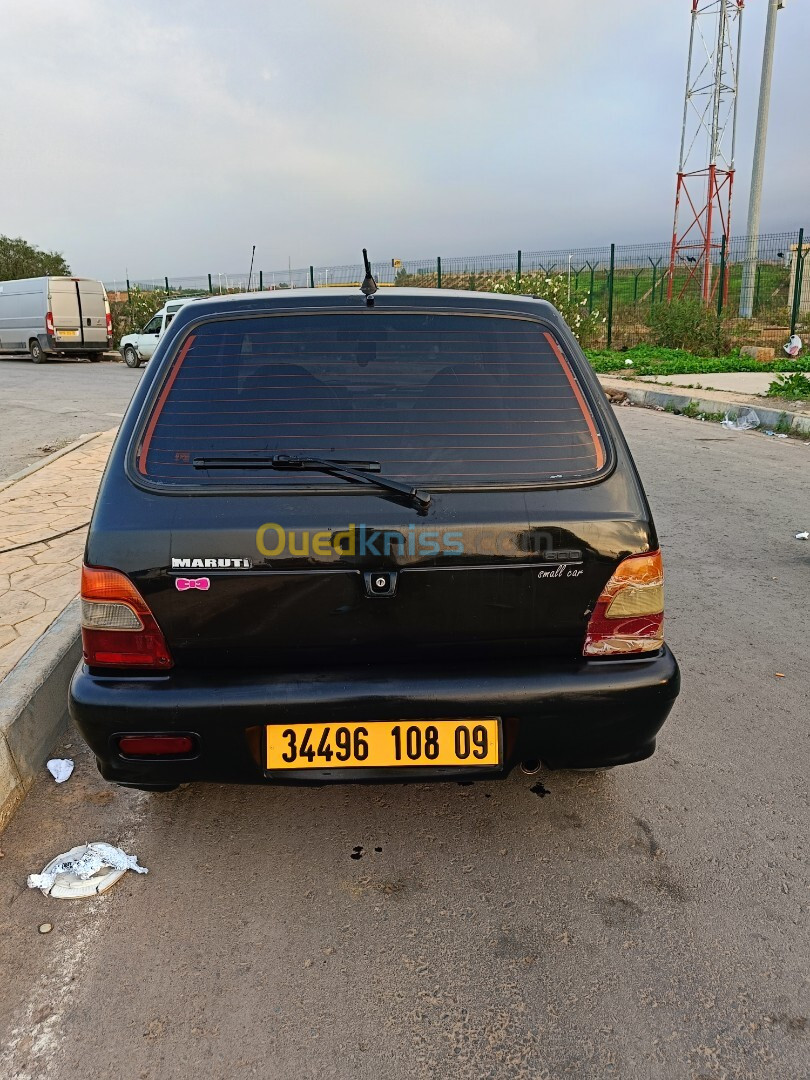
360,249,378,306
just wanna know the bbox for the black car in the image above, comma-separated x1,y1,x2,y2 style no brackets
70,281,679,789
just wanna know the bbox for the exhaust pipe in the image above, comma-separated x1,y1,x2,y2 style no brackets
519,759,543,776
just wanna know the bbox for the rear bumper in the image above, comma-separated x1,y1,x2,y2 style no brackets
43,335,109,355
69,647,680,786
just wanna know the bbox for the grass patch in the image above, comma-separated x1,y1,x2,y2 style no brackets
585,344,810,377
660,399,728,423
663,399,703,419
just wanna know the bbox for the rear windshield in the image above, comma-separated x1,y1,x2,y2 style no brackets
135,312,607,488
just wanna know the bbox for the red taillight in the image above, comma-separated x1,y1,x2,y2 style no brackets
105,311,113,336
118,735,194,757
584,551,665,657
45,311,54,335
81,565,173,669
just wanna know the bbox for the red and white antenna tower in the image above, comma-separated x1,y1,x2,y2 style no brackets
668,1,744,302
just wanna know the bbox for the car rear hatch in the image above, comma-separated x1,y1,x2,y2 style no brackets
48,279,108,348
48,278,82,345
76,280,109,347
91,303,654,671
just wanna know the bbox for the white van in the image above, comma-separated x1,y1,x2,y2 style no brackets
120,297,203,368
0,276,112,362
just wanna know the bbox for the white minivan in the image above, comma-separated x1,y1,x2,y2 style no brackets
120,297,203,368
0,276,112,362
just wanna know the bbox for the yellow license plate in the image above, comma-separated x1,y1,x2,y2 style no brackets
266,718,501,770
57,329,78,336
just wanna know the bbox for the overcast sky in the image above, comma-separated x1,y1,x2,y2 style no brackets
1,0,807,280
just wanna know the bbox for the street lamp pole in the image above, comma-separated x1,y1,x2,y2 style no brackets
739,0,784,318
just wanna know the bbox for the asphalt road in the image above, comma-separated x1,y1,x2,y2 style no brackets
0,356,143,479
0,408,808,1080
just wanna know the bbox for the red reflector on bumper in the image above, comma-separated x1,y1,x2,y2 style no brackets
118,735,194,757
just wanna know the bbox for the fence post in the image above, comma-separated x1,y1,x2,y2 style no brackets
790,227,805,338
164,276,170,292
437,257,442,289
309,265,315,289
126,278,131,299
587,263,596,313
259,270,263,292
516,250,522,285
606,244,615,349
649,257,660,311
207,273,213,295
717,234,727,316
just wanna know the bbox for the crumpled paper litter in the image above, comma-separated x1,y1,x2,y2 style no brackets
28,843,148,898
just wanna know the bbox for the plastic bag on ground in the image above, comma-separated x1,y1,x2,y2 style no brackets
46,759,74,783
721,408,760,431
28,842,148,898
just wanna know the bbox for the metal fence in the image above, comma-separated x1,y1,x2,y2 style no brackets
106,227,808,352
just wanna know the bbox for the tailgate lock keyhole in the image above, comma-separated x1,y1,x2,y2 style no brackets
364,571,398,598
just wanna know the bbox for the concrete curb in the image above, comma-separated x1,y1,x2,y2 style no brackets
0,430,105,494
0,598,81,833
598,378,810,436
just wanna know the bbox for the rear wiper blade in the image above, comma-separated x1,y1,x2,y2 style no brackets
192,453,431,510
194,454,382,471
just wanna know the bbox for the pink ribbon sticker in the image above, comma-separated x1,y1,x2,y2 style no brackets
175,577,210,592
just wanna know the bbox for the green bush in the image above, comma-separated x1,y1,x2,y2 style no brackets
482,272,605,346
646,299,736,355
109,287,172,347
767,372,810,400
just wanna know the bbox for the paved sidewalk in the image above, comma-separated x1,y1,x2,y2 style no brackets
0,429,117,680
600,375,810,429
637,371,777,396
635,371,805,399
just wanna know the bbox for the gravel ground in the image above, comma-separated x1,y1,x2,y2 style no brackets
0,407,807,1080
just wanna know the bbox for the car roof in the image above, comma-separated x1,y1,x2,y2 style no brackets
165,287,565,335
163,296,204,310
